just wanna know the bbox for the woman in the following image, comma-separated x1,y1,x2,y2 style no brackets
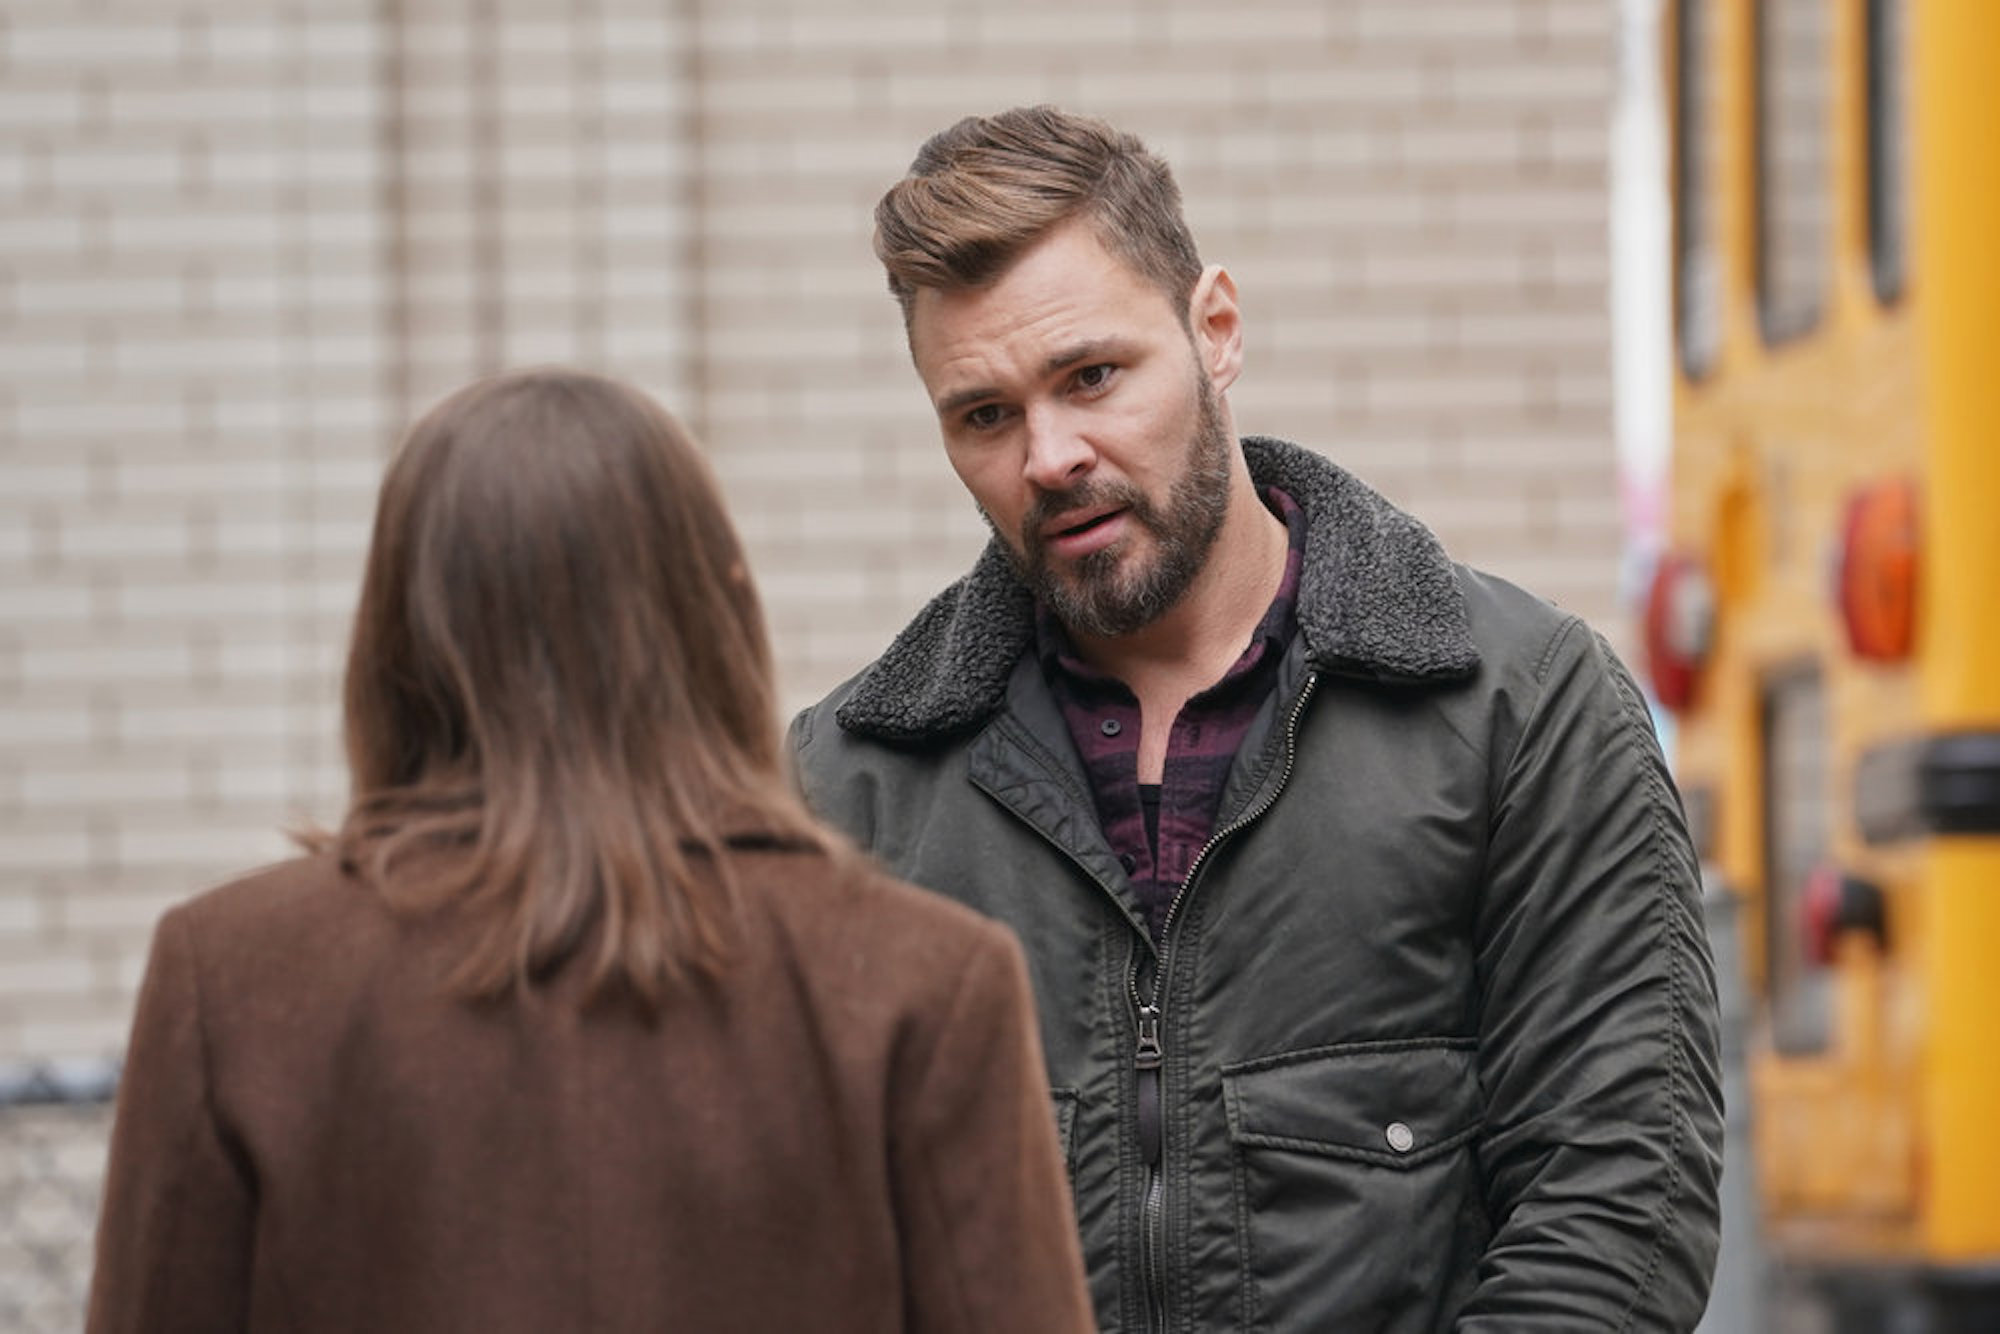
87,369,1093,1332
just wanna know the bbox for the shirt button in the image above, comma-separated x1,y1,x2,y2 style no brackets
1099,718,1122,737
1385,1122,1415,1154
1119,853,1138,874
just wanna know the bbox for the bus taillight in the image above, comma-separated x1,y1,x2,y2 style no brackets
1643,551,1715,711
1801,864,1888,968
1837,478,1919,662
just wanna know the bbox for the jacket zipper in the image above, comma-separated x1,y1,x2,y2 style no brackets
1129,670,1319,1333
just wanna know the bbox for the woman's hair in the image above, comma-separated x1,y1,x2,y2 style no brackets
873,104,1204,327
325,367,827,1014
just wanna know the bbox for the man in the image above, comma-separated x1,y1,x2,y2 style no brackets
791,105,1722,1333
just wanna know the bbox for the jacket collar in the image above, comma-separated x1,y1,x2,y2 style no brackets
835,435,1479,741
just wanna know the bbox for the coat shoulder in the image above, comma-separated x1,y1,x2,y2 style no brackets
1450,561,1625,694
788,665,867,761
1454,563,1580,655
170,853,382,957
730,844,1021,986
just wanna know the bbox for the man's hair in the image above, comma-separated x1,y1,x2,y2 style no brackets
874,105,1204,326
327,367,829,1014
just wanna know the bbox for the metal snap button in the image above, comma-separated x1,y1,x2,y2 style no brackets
1100,718,1122,736
1385,1121,1415,1153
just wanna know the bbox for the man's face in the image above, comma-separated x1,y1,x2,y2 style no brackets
908,222,1234,638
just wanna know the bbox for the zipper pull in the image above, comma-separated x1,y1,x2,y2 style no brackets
1134,1003,1163,1070
1135,1002,1165,1167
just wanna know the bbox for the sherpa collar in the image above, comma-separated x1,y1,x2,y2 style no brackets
835,435,1479,741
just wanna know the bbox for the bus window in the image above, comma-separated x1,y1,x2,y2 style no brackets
1755,0,1831,344
1674,0,1719,377
1866,0,1908,303
1763,668,1833,1055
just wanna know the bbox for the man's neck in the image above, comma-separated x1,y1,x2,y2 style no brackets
1065,483,1290,771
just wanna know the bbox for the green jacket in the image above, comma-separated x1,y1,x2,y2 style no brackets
791,436,1723,1332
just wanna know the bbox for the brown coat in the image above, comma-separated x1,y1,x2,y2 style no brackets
87,845,1093,1333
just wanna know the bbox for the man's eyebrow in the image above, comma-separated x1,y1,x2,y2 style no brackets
935,384,1000,419
1044,338,1130,376
932,338,1137,419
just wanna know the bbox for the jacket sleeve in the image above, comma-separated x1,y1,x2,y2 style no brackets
1456,620,1724,1332
87,905,254,1334
890,925,1096,1334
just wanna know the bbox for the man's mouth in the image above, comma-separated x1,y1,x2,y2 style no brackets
1034,505,1132,564
1044,507,1124,542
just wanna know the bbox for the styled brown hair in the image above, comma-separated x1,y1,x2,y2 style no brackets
326,367,827,1013
874,105,1204,326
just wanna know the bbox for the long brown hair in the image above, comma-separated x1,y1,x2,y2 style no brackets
328,367,826,1012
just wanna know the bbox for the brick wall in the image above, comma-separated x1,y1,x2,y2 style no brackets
2,0,1620,1069
2,3,391,1063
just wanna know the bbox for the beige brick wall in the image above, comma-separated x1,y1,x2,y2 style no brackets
2,0,1620,1073
3,3,391,1065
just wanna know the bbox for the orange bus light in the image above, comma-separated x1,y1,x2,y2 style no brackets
1837,479,1920,662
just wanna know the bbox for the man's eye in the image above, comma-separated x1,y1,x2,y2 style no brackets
965,404,1005,430
1075,364,1115,392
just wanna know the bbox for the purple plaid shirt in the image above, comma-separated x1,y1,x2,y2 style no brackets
1035,486,1307,940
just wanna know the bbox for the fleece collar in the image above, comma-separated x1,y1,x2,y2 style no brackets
835,436,1478,741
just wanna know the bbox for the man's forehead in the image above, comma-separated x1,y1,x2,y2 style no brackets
908,294,1118,407
905,225,1180,362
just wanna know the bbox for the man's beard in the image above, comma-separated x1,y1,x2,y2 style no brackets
1001,378,1233,639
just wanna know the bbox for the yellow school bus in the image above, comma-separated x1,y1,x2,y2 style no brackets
1648,0,2000,1325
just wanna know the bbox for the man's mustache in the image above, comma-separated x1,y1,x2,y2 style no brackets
1021,481,1152,557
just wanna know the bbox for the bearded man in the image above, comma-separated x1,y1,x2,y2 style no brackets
791,105,1723,1334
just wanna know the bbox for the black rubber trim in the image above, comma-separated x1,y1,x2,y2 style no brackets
1855,731,2000,844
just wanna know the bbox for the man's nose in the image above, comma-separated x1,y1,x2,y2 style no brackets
1021,405,1094,491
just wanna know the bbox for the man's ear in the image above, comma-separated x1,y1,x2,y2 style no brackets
1188,264,1243,394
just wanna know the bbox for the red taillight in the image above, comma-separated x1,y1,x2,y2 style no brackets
1643,551,1715,712
1801,864,1888,967
1836,478,1918,662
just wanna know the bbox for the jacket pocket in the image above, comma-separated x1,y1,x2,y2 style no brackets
1221,1039,1487,1332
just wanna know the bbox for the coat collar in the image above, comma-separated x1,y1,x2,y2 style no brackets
835,436,1479,741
